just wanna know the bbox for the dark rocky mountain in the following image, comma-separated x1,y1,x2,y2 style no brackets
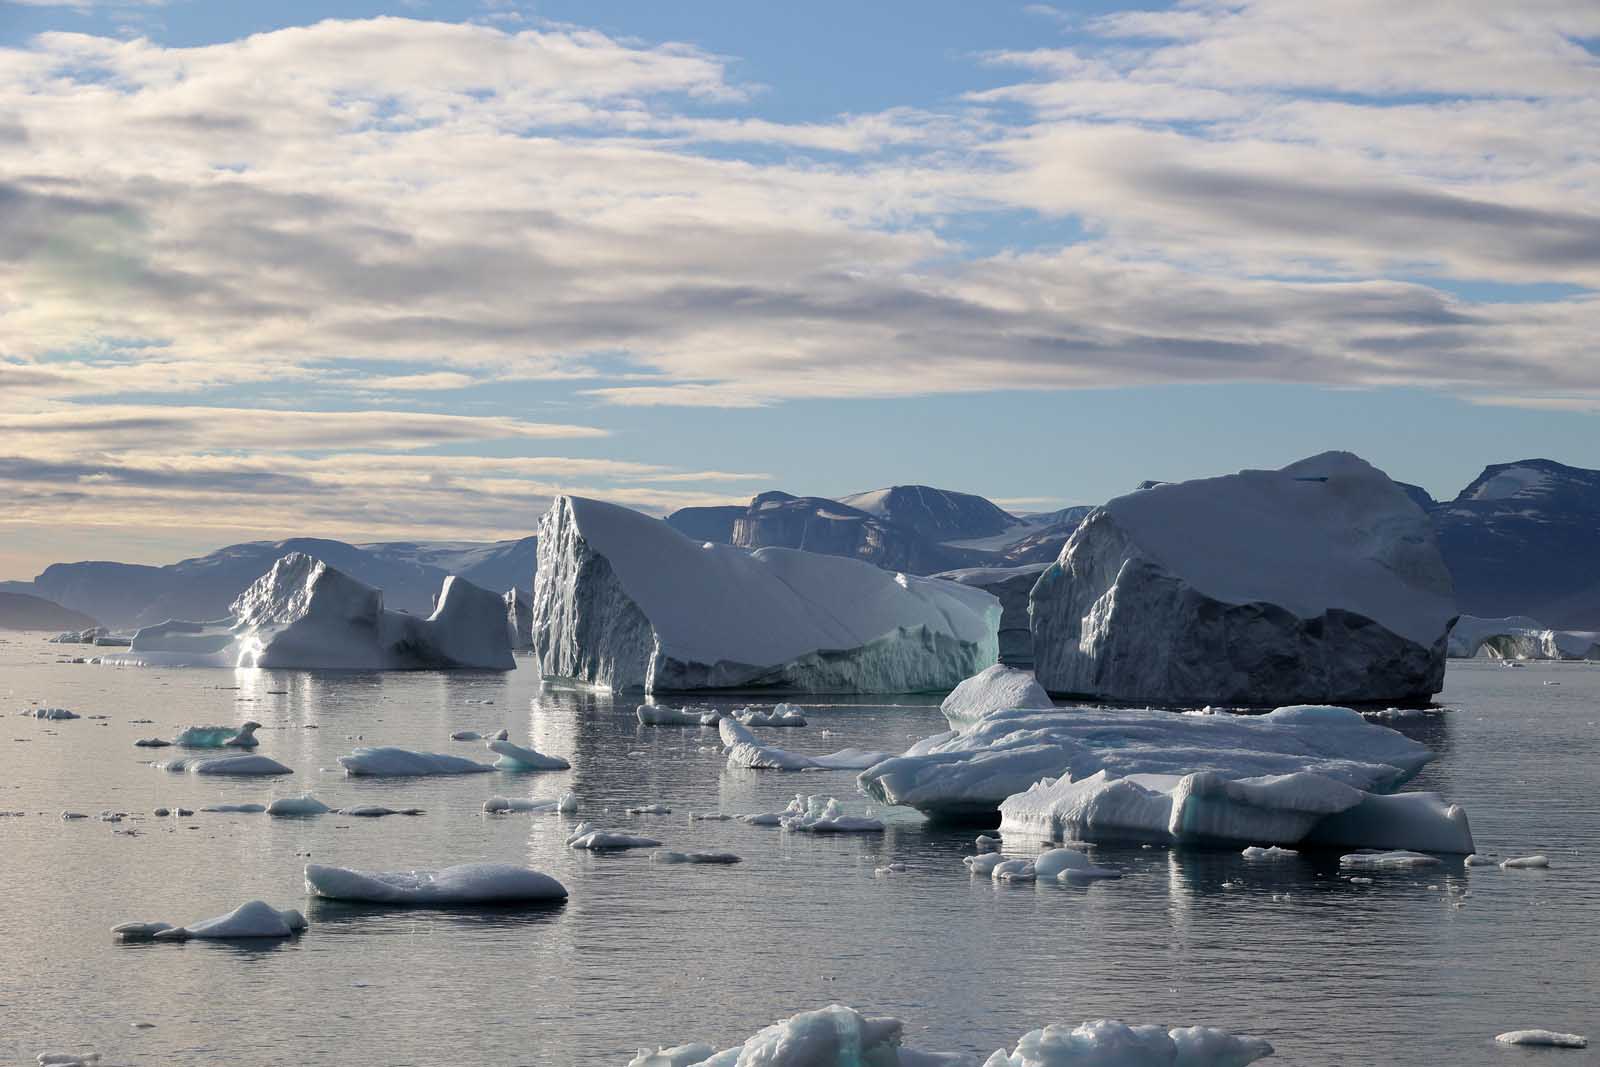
1431,459,1600,628
997,506,1095,565
0,591,97,632
837,485,1022,542
1397,482,1436,512
664,505,744,544
31,536,536,629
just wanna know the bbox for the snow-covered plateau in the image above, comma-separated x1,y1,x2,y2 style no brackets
529,496,1001,693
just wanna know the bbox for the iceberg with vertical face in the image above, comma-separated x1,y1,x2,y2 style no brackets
530,496,1001,693
1031,452,1457,705
504,588,533,650
112,553,514,670
1446,614,1600,659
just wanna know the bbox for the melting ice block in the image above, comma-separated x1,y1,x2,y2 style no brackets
113,553,513,671
337,747,494,776
116,900,308,941
530,495,1000,693
305,862,566,905
1030,452,1456,705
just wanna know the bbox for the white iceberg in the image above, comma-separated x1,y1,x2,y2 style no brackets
116,900,308,941
1494,1030,1587,1049
1034,847,1120,881
504,587,533,650
530,495,1000,693
779,794,884,834
566,825,662,850
673,1005,907,1067
1030,452,1456,705
1241,846,1298,861
939,665,1052,727
159,754,293,776
719,717,890,772
483,792,577,814
627,1045,717,1067
172,722,260,748
266,794,332,817
113,553,513,671
337,746,494,776
486,739,569,771
1501,854,1551,869
984,1019,1273,1066
304,862,566,904
1338,850,1441,869
1448,615,1600,660
933,563,1051,668
991,858,1037,882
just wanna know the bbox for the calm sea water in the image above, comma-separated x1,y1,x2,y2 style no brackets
0,637,1595,1066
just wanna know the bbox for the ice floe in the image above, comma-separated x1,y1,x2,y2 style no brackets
1034,847,1120,881
26,708,79,720
305,862,566,904
1339,850,1442,869
201,803,266,813
719,716,890,772
486,738,569,771
337,747,494,776
483,792,577,814
778,794,884,834
637,704,722,726
265,794,332,817
1501,855,1551,869
173,722,261,748
159,754,293,776
566,825,662,851
733,704,807,727
1241,846,1299,861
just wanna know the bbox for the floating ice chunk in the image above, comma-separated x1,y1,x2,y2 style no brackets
152,807,170,817
874,863,908,876
1302,790,1474,854
121,901,307,941
27,708,79,720
484,791,577,814
940,665,1053,727
719,717,889,772
173,722,261,748
734,704,808,727
992,858,1037,882
1241,846,1299,861
450,730,482,741
984,1018,1274,1066
134,738,172,747
1464,854,1497,866
112,921,176,941
689,813,732,822
650,850,741,865
567,829,662,851
490,728,509,741
1339,850,1442,869
1501,855,1551,869
37,1054,100,1066
626,1044,717,1067
1034,848,1120,881
778,794,885,834
964,853,1008,876
737,812,784,827
976,834,1001,851
689,1005,906,1067
200,803,266,814
337,805,423,817
305,862,566,904
61,811,88,820
336,747,494,776
266,794,332,817
1494,1030,1587,1049
627,804,672,815
160,755,293,776
486,739,569,771
636,704,722,726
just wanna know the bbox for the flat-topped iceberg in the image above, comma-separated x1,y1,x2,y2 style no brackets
304,862,566,904
940,665,1052,727
337,747,494,776
1031,452,1457,705
530,496,1000,693
112,553,513,671
719,717,890,771
504,588,533,650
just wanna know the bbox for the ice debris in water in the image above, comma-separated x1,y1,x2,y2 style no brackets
778,794,884,834
627,804,672,815
37,1054,101,1066
483,792,577,814
26,708,79,720
983,1018,1274,1066
991,858,1037,883
266,794,332,817
718,717,890,772
733,704,807,727
337,805,424,817
114,900,307,941
173,722,260,748
201,803,266,814
565,823,662,850
1242,846,1299,861
1494,1030,1587,1049
1339,850,1442,869
305,862,566,904
1501,855,1550,869
336,747,494,776
650,850,741,865
626,1044,717,1067
975,834,1001,851
487,738,569,771
1464,854,1497,866
159,755,293,776
1034,848,1120,881
636,704,723,726
450,730,482,741
940,664,1053,727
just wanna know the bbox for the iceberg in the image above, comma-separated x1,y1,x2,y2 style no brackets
1030,453,1457,705
112,553,513,671
1447,615,1600,660
530,496,1000,693
984,1019,1273,1066
172,722,261,748
1033,847,1120,881
487,739,569,771
483,792,577,814
637,704,722,726
566,826,662,851
776,794,885,834
115,900,308,941
719,717,890,772
304,862,566,904
337,746,494,776
265,794,332,816
1494,1031,1587,1049
734,704,807,727
933,563,1050,667
939,665,1052,727
504,588,533,650
627,1045,718,1067
159,754,293,776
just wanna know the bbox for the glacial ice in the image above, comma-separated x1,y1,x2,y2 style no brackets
27,708,79,720
674,1004,907,1067
113,553,513,671
1501,855,1551,869
1033,847,1120,881
530,495,1001,692
1494,1030,1587,1048
266,794,332,816
483,792,577,814
637,704,722,726
734,704,808,727
991,858,1037,882
933,563,1051,668
1241,846,1298,861
200,803,266,813
627,1044,718,1067
304,862,567,904
1338,850,1441,869
173,722,260,748
504,588,533,650
159,754,293,776
337,747,494,776
650,850,742,864
719,717,890,771
566,827,662,850
779,794,884,834
116,900,308,941
486,739,569,771
939,665,1052,727
1448,615,1600,660
1030,452,1456,705
983,1019,1274,1066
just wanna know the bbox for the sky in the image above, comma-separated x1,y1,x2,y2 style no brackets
1,0,1597,578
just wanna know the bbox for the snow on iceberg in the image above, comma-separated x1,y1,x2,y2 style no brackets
486,738,569,771
159,754,293,776
115,900,308,941
1030,452,1456,705
304,862,566,905
719,716,889,771
984,1019,1273,1066
113,553,513,671
337,746,494,776
530,495,1001,693
939,665,1052,727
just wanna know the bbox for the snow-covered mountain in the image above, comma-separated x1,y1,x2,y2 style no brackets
1432,459,1600,628
28,536,536,629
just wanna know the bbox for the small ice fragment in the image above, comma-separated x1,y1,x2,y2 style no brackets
1495,1030,1587,1048
159,755,292,776
337,806,423,817
1036,848,1121,881
874,863,908,876
991,858,1037,882
626,1044,716,1067
134,738,172,748
1463,854,1497,866
486,739,569,771
337,747,493,776
1242,845,1299,860
306,862,565,904
152,807,170,817
567,828,662,851
1339,850,1442,869
963,853,1008,876
626,804,671,815
200,803,266,814
1349,876,1373,884
449,730,482,741
266,794,332,817
975,834,1001,851
1501,855,1550,869
650,850,741,865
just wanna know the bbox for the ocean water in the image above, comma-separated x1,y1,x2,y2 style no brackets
0,640,1595,1066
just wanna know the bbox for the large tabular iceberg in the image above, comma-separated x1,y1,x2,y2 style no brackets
530,496,1000,693
113,553,514,671
304,862,566,905
1030,453,1457,705
858,705,1472,852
